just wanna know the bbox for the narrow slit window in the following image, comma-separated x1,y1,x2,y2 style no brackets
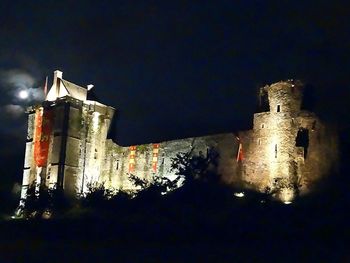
261,123,265,129
116,160,119,170
277,105,281,112
275,144,278,158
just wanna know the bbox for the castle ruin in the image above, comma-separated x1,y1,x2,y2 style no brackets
20,71,338,204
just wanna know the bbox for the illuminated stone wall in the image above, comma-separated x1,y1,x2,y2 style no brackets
20,97,115,199
20,72,338,204
240,81,338,202
21,111,36,200
100,134,241,192
76,102,114,195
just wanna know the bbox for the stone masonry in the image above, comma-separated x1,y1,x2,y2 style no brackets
20,72,338,203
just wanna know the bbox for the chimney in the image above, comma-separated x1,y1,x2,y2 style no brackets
53,70,63,98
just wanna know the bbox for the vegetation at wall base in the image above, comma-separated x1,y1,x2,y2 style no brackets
1,147,349,262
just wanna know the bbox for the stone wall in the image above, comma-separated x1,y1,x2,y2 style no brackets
240,80,338,201
100,133,241,192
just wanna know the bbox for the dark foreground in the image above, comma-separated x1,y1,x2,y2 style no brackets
0,190,349,263
2,146,350,263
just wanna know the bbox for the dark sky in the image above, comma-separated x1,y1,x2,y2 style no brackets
0,0,350,186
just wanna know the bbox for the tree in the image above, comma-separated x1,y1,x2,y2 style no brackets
170,147,220,186
129,174,179,201
18,184,71,219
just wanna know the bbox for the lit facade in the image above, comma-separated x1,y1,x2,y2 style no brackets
20,71,338,203
239,81,338,202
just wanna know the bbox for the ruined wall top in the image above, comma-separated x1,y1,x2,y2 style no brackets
258,80,304,116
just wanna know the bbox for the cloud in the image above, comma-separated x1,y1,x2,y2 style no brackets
0,69,36,91
0,68,44,105
0,54,44,138
28,86,44,101
2,104,25,118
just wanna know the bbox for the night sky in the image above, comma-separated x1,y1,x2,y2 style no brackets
0,1,350,189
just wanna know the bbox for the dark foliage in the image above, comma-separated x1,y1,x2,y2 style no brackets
82,183,113,207
19,184,71,219
170,147,220,185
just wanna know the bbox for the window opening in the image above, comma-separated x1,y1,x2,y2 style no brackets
275,144,278,158
296,128,309,158
258,88,270,112
277,105,281,112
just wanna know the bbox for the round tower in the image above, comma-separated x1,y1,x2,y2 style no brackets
246,80,305,202
266,80,304,116
265,80,304,202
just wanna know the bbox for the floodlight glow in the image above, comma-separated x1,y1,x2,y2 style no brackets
234,192,245,198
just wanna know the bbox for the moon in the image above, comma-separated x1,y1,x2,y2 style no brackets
18,90,29,99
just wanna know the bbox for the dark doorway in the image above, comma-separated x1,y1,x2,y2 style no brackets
257,88,270,112
296,128,309,158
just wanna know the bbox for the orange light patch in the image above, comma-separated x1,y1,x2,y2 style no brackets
152,144,160,172
129,146,137,173
34,108,53,167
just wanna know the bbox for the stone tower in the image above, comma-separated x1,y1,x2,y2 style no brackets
240,80,338,202
20,70,115,203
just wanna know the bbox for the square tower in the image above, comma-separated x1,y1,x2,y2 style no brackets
20,71,115,202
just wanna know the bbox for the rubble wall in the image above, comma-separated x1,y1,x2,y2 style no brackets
100,134,241,192
240,81,338,201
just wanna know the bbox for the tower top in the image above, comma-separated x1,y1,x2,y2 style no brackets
54,70,63,79
46,70,87,101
